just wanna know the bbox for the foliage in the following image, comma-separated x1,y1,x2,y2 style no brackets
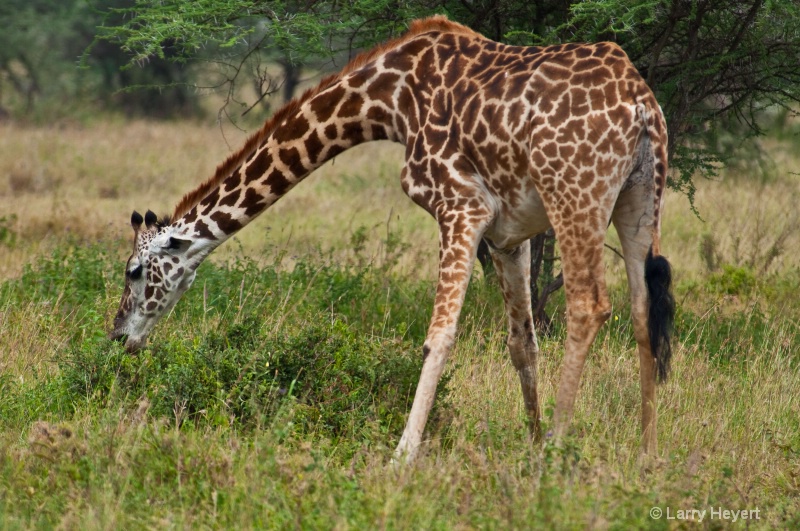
0,0,199,119
0,215,16,247
0,243,455,451
92,0,438,120
707,264,757,295
53,316,436,451
0,0,82,114
0,243,112,308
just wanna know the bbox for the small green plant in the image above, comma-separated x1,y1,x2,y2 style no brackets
0,214,17,248
707,265,757,295
0,243,114,308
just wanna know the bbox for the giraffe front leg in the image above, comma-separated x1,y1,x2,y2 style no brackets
489,241,542,441
393,212,487,463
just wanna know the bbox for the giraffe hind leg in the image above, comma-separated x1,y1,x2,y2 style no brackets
489,241,542,441
612,185,661,454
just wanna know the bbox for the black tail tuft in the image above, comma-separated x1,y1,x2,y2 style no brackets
645,248,675,383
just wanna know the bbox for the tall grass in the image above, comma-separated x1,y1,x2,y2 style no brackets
0,121,798,528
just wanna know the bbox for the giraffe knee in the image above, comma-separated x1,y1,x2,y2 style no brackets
421,333,454,371
568,301,612,333
507,327,538,371
630,301,650,346
632,318,649,346
508,345,538,372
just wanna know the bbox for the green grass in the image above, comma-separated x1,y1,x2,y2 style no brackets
0,236,797,529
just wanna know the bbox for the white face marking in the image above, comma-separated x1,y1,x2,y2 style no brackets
110,221,200,352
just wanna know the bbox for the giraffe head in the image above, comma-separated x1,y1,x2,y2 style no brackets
109,210,199,352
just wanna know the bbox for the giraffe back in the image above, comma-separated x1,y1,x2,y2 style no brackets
375,29,666,248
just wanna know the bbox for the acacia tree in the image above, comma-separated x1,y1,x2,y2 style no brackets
95,1,437,123
97,0,800,323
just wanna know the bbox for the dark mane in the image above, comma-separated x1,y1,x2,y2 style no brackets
171,15,478,221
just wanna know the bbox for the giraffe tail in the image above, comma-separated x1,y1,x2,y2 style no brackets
645,247,674,383
638,97,675,383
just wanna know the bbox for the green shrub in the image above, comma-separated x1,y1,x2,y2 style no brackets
54,315,447,453
0,241,462,449
0,214,17,248
707,265,757,295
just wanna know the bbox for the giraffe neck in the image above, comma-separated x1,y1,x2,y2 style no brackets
173,76,401,257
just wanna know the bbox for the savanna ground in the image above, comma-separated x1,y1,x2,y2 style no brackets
0,118,798,529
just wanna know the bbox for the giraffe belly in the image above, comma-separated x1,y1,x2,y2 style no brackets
483,189,552,250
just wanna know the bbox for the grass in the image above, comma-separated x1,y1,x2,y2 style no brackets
0,120,799,528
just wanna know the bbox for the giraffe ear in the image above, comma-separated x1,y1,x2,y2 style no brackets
131,211,144,230
144,210,158,228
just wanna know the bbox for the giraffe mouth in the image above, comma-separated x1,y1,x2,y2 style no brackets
109,330,134,350
109,329,127,343
124,335,146,353
109,329,144,353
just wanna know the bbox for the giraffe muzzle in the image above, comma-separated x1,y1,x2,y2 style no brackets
109,329,144,353
108,329,126,342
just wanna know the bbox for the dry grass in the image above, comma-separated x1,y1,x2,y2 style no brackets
0,121,238,276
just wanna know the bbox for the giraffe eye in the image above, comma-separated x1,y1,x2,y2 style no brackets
127,264,143,280
165,237,190,252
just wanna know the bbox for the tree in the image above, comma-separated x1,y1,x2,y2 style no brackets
0,0,202,119
99,1,800,172
0,0,81,115
94,1,438,123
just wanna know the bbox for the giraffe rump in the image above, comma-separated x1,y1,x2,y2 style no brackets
645,247,675,382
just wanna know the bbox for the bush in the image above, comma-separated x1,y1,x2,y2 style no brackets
0,243,114,308
707,265,757,295
0,241,461,452
55,315,448,452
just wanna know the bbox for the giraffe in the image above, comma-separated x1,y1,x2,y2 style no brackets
110,16,675,460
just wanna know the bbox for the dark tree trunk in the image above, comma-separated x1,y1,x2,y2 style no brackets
281,60,301,103
476,239,493,276
530,229,560,335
